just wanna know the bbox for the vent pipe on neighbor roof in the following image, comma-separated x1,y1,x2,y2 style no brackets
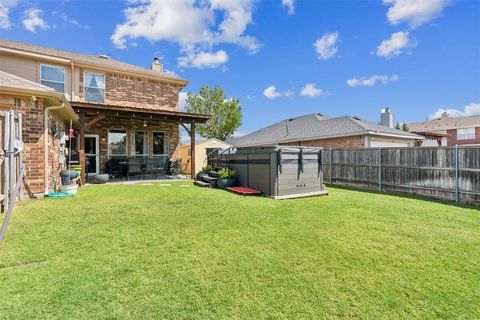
380,107,394,128
152,57,163,72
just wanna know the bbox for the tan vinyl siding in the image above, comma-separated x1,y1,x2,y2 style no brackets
0,53,38,82
0,52,72,99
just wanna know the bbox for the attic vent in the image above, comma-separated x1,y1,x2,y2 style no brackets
288,118,295,122
352,116,362,120
98,54,111,59
316,113,324,117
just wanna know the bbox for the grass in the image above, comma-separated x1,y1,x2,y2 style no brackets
0,182,479,319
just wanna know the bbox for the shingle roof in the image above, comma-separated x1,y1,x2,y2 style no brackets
0,39,187,84
409,115,480,132
0,70,56,93
230,113,422,147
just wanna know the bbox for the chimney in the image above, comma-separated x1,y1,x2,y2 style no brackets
380,107,394,128
151,57,163,72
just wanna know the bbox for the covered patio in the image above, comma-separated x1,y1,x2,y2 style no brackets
70,101,210,183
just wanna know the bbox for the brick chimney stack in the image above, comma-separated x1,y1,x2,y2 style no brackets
151,57,163,72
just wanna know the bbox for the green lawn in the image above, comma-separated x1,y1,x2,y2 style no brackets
0,182,479,319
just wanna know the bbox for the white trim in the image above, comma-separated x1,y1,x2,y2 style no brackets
131,130,149,156
83,70,105,103
107,129,128,157
40,63,65,93
85,134,99,175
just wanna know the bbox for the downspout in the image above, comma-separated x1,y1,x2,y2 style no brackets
44,101,65,195
70,61,75,100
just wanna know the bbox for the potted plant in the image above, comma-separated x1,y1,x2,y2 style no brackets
216,168,237,189
196,165,213,181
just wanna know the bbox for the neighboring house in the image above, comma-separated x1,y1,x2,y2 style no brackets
229,113,422,148
0,39,209,196
409,113,480,146
179,138,232,175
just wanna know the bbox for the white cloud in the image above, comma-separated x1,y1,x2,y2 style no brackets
376,31,412,58
263,85,293,99
429,103,480,120
55,12,90,30
383,0,451,28
314,32,338,60
178,91,188,111
22,8,49,33
0,0,19,29
347,75,399,87
300,83,329,98
163,68,178,77
178,50,228,69
111,0,259,68
282,0,295,15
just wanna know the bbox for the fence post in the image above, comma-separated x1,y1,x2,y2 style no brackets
8,111,15,203
378,147,382,191
329,147,333,185
455,144,459,203
17,113,23,199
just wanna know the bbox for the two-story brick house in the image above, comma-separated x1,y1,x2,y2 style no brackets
409,113,480,146
0,39,209,196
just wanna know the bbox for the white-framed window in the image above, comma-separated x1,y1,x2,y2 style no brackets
457,128,476,140
132,130,148,156
84,72,105,103
108,130,127,156
152,132,167,156
40,64,65,93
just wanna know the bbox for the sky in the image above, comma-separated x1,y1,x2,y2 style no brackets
1,0,479,138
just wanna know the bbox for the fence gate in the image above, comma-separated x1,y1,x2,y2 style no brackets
0,110,24,245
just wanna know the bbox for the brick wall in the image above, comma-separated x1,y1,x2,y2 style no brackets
446,128,480,146
280,135,365,149
0,95,66,196
79,69,180,111
85,116,179,173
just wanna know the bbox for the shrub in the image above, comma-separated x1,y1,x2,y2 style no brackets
217,168,235,179
200,165,214,174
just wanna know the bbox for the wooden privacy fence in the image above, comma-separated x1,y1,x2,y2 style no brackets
322,146,480,205
0,110,24,245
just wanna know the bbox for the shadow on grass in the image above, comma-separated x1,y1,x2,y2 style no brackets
326,184,480,210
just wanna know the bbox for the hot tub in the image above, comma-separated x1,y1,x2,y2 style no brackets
220,146,328,199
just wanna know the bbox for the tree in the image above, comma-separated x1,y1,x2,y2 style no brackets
395,122,410,132
185,85,242,141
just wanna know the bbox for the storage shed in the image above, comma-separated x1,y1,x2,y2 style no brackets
220,146,328,199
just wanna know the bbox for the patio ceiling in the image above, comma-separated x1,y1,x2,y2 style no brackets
72,101,210,184
71,101,210,124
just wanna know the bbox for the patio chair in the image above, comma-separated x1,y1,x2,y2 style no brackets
127,157,143,180
105,157,128,181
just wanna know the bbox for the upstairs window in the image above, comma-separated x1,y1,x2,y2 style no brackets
457,128,476,140
85,72,105,103
40,64,65,93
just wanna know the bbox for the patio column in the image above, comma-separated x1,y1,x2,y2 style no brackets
79,113,86,184
190,122,195,179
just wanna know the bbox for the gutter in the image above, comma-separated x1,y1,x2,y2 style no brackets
43,101,65,195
